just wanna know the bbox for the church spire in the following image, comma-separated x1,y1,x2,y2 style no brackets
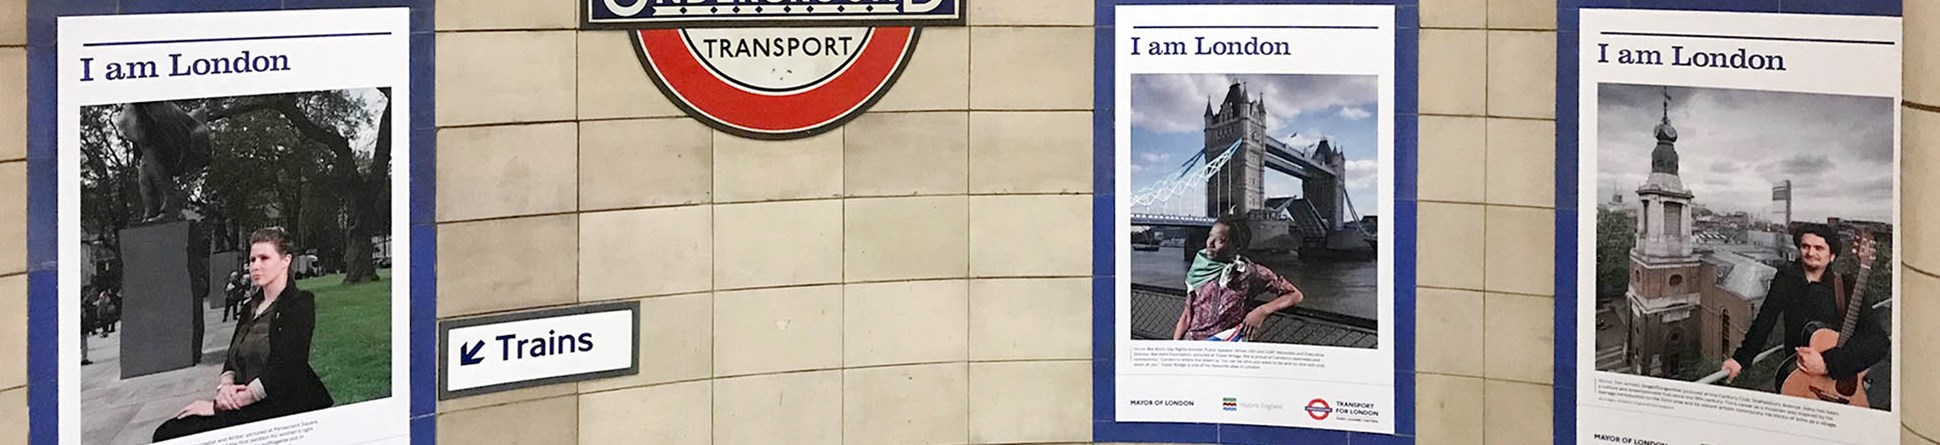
1650,87,1680,175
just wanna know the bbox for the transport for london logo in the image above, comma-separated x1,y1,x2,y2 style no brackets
584,0,964,139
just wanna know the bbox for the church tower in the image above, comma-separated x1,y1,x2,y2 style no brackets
1204,82,1266,217
1622,90,1705,378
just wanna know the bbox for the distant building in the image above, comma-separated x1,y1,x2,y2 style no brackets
1771,180,1791,224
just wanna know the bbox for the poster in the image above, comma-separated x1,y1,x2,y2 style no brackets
1097,3,1414,440
1565,6,1902,445
43,8,418,445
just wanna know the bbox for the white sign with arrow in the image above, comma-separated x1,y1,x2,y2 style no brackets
439,302,639,399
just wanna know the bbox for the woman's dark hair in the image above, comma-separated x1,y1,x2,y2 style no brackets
249,226,296,256
1214,214,1252,251
1793,224,1841,256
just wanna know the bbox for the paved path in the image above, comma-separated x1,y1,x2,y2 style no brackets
83,303,239,445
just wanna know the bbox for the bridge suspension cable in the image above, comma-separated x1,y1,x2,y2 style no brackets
1130,140,1242,212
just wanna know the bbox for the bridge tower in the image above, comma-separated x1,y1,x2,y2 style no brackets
1203,82,1266,217
1305,139,1348,229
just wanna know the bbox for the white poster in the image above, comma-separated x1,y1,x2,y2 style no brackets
1113,4,1398,434
1574,9,1902,445
56,9,414,445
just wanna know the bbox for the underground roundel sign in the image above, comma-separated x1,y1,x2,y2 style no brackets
585,1,964,140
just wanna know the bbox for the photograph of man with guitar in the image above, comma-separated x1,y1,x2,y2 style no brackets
1722,227,1889,409
1592,84,1897,412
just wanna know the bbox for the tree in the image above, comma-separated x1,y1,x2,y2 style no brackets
1596,207,1638,302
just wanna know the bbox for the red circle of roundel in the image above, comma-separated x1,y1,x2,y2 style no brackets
1305,398,1332,420
633,27,917,139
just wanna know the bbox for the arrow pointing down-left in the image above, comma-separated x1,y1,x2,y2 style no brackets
459,340,486,366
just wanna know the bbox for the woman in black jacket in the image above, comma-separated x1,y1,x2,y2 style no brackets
153,227,334,442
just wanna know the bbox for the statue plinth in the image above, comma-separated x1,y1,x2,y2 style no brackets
117,220,209,378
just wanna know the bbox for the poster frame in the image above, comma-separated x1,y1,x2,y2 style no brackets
22,2,438,444
1090,1,1419,443
1552,2,1903,445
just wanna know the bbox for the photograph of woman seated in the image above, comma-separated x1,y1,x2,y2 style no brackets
1173,214,1307,342
153,227,334,442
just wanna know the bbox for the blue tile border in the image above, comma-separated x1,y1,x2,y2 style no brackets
23,1,436,443
1092,1,1419,443
1550,2,1897,445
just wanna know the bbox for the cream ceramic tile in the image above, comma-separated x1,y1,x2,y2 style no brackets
969,27,1092,110
436,215,578,317
874,28,970,112
1487,0,1556,30
1486,31,1556,119
713,285,842,376
437,382,578,413
578,118,712,211
1421,0,1486,29
1484,205,1554,296
1904,268,1940,437
1905,109,1939,273
0,275,19,390
1416,374,1486,445
968,361,1091,444
435,123,577,222
1907,0,1938,107
1910,426,1940,445
969,111,1093,194
0,162,19,275
843,112,968,197
969,0,1092,26
844,196,968,282
1417,202,1486,290
0,272,17,390
0,388,21,445
1484,292,1553,384
435,0,575,30
843,363,970,445
581,294,712,392
713,130,843,203
714,371,842,445
0,0,21,46
1421,30,1488,116
579,206,711,301
577,31,686,120
436,31,576,126
437,395,577,445
1484,379,1552,445
712,200,843,290
0,48,22,162
844,280,967,367
1419,115,1487,203
969,278,1091,361
1416,287,1485,377
579,380,710,445
968,195,1091,277
1485,118,1556,208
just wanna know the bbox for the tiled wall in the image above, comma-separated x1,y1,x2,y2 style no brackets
2,0,28,440
0,1,1932,445
430,1,1093,444
1414,0,1558,443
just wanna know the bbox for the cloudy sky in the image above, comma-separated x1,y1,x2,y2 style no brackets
1596,83,1895,223
1129,73,1380,217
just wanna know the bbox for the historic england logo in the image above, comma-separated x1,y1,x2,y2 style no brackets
584,0,963,139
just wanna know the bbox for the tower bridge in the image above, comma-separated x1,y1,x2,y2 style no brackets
1129,82,1374,259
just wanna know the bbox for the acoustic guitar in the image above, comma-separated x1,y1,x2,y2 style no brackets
1778,232,1876,407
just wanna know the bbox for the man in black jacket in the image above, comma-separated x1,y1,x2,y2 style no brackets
1721,224,1888,391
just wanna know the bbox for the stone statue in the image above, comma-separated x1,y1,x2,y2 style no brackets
114,102,211,222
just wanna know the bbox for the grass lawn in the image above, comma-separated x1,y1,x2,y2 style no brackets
299,269,393,407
